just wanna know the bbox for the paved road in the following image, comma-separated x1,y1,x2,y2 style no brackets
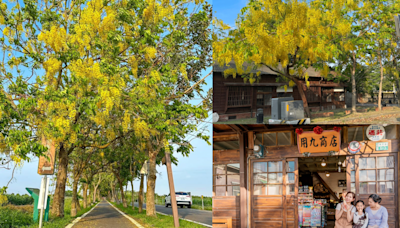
133,202,212,226
73,200,137,228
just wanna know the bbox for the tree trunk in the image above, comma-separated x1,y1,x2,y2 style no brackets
351,52,357,112
114,171,127,207
71,175,80,217
131,179,135,210
51,145,69,217
293,78,311,118
88,186,92,205
378,49,384,111
146,152,157,216
396,79,400,105
83,183,88,208
138,174,144,213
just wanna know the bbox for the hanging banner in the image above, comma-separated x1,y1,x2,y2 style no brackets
37,136,56,175
297,129,341,154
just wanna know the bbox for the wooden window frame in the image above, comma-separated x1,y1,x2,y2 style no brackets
253,160,284,196
347,126,367,141
213,163,240,197
226,86,252,108
286,160,296,195
358,155,395,195
256,86,274,107
257,130,294,147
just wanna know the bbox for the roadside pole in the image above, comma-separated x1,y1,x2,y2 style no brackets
38,175,49,228
164,151,179,227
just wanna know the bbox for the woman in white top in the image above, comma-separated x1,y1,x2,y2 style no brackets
335,191,356,228
352,200,369,228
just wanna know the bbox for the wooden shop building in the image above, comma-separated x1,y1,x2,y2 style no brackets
213,63,347,121
212,124,400,227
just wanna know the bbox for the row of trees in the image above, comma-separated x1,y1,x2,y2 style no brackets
213,0,400,116
0,0,212,218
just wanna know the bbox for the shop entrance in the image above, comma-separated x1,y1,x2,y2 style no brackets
298,155,348,228
250,154,398,228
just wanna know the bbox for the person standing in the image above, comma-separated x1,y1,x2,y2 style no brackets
335,191,356,228
365,194,389,228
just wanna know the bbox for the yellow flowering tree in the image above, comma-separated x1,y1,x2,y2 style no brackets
0,0,211,218
213,0,351,117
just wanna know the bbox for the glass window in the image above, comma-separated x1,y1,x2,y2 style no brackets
263,133,277,146
384,125,397,139
256,87,273,106
348,127,364,142
277,132,291,146
227,87,251,107
286,161,295,195
359,156,395,195
260,132,292,147
253,161,283,195
213,163,240,196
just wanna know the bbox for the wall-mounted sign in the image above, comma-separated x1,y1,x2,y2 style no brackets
376,142,389,151
366,125,385,141
348,141,361,154
297,130,341,154
37,136,56,175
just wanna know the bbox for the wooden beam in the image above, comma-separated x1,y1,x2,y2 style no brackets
223,82,288,87
239,132,247,228
313,173,339,201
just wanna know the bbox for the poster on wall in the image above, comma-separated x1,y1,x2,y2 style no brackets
311,205,322,227
303,205,312,226
298,205,303,226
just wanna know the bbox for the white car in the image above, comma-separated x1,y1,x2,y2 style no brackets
165,192,192,208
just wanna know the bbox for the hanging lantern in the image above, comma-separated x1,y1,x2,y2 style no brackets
338,161,342,172
321,158,326,167
326,171,330,177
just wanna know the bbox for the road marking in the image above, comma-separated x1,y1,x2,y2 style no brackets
65,202,99,228
156,211,212,228
107,201,144,228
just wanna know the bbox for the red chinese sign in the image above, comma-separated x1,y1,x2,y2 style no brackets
297,130,341,153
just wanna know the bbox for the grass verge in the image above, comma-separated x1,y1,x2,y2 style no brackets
112,202,207,228
0,197,98,228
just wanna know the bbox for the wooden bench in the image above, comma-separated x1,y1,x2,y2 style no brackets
212,217,232,228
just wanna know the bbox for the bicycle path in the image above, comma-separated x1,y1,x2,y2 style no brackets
72,200,138,228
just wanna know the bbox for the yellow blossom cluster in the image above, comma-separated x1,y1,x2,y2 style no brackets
134,119,150,138
145,46,157,61
213,0,351,87
38,26,68,52
42,58,62,85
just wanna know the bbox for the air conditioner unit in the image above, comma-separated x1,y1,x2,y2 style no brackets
281,100,304,121
271,97,294,119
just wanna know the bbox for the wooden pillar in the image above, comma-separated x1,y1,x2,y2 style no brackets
165,152,179,227
239,132,248,228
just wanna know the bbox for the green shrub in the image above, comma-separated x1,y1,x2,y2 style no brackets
6,194,34,205
0,207,34,227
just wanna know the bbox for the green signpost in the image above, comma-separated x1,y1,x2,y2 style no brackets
26,188,50,222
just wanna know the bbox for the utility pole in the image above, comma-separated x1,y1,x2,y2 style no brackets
164,151,179,227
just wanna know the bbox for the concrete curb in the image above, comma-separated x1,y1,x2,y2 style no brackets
156,211,212,228
65,202,100,228
107,201,145,228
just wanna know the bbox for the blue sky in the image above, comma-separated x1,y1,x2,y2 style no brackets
213,0,248,28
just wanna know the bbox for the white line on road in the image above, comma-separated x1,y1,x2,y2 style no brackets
65,202,100,228
107,201,145,228
156,211,212,228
